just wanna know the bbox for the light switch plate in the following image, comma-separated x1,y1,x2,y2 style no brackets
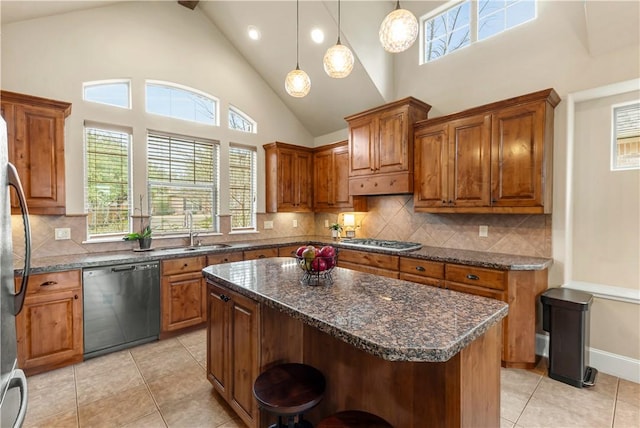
293,219,298,228
55,228,71,240
263,221,273,230
479,225,488,237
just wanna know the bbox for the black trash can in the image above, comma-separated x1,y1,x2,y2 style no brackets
541,288,598,388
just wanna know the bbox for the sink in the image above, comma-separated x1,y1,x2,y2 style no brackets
160,244,232,253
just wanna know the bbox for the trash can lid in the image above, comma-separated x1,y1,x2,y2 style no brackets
541,287,593,310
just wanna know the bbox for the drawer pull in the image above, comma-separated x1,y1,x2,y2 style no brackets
415,266,425,272
74,294,79,300
466,274,480,281
258,255,266,259
219,294,230,302
41,281,58,286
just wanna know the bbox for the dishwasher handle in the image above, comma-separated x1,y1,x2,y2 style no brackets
111,265,136,273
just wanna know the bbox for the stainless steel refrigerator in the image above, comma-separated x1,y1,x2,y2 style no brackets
1,116,31,427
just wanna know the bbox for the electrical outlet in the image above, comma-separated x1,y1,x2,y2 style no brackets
293,219,298,228
263,221,273,230
55,228,71,240
324,220,329,228
479,225,488,237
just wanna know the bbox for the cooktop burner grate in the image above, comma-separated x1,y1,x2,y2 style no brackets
339,238,422,252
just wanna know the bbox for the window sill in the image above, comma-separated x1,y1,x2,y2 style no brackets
228,230,259,235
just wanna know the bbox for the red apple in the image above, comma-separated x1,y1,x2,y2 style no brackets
311,257,328,271
295,246,307,257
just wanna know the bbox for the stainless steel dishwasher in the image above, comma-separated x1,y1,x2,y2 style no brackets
82,261,160,359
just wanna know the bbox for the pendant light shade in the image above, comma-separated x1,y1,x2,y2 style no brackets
379,0,418,53
285,67,311,98
286,0,311,97
323,0,354,78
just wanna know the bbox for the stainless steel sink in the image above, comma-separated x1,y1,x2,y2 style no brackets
160,244,232,253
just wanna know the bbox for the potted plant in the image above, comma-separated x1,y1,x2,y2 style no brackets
123,224,153,249
329,223,342,239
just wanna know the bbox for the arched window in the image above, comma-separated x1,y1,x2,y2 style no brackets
229,105,257,133
83,80,131,108
145,80,218,125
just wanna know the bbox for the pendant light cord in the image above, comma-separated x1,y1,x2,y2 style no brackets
296,0,300,69
337,0,342,44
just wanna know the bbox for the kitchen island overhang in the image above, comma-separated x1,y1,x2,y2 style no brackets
203,257,508,427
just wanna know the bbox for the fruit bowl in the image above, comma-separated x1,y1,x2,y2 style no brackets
295,246,338,286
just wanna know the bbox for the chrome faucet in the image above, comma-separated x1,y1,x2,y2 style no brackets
185,211,195,247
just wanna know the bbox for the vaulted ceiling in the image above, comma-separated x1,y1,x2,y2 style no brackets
1,1,639,137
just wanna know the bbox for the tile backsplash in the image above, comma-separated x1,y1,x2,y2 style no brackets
314,195,551,258
12,195,551,260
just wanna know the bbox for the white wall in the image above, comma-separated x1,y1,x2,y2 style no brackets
0,1,314,215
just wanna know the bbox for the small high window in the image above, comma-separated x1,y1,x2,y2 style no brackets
145,81,218,126
84,124,132,238
421,0,536,64
83,80,131,109
229,106,257,133
612,102,640,171
229,145,257,230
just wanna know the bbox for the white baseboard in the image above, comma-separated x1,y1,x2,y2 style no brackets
536,333,640,383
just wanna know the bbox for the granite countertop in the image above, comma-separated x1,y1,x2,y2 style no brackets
20,235,552,274
203,257,509,363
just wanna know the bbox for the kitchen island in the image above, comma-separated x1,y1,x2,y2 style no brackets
203,257,508,428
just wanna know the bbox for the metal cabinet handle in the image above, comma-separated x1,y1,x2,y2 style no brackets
41,280,58,286
415,266,426,272
219,294,230,302
466,274,480,280
258,255,266,259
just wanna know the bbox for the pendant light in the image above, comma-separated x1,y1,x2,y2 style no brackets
379,0,418,53
323,0,354,79
285,0,311,97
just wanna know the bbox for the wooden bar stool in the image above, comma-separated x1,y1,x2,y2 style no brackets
317,410,393,428
253,363,326,428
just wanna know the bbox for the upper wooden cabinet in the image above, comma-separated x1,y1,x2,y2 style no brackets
313,141,367,212
1,90,72,215
345,97,431,196
414,89,560,214
264,142,313,213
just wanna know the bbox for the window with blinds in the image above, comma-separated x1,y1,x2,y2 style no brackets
85,126,131,238
147,132,219,233
612,102,640,170
229,145,257,230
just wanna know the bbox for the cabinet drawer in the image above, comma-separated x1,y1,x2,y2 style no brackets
207,252,244,265
339,261,399,279
399,272,442,288
162,256,206,275
338,249,399,270
19,270,81,295
399,258,444,279
445,264,505,291
278,244,302,257
446,281,505,301
244,248,278,260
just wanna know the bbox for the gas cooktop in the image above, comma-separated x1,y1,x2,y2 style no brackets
339,238,422,252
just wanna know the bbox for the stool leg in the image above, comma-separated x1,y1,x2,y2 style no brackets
297,414,313,428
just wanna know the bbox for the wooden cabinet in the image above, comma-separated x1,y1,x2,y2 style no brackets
1,90,71,215
15,270,83,375
414,88,560,213
264,142,313,213
243,247,278,260
207,280,261,428
398,257,444,288
414,114,491,210
161,256,207,333
278,244,302,257
207,251,244,265
338,248,399,279
346,97,431,196
313,141,367,212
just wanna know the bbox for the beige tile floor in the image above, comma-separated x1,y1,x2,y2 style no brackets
23,328,640,428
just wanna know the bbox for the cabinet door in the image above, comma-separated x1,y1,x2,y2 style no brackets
348,115,376,176
16,288,83,373
229,291,261,427
294,150,313,211
10,104,67,214
207,283,229,394
161,272,206,332
313,148,333,209
276,148,298,210
414,123,449,208
448,114,491,207
491,101,545,207
378,107,409,173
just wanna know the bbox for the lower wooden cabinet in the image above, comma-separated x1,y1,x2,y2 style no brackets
207,280,261,428
15,270,83,375
244,247,278,260
161,256,207,333
337,248,399,279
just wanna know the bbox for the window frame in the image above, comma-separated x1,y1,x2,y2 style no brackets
83,79,131,109
229,144,257,231
146,130,220,235
145,80,220,126
611,100,640,171
84,122,133,240
228,105,257,134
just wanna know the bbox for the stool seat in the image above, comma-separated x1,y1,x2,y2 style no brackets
317,410,393,428
253,363,326,416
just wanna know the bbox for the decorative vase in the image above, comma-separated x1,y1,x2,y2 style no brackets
139,237,152,250
331,230,339,239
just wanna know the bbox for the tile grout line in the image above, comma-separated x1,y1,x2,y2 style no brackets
73,364,80,428
129,348,170,428
513,373,544,427
611,377,620,428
